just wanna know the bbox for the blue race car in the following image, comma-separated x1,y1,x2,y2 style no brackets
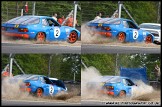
101,76,137,97
12,74,67,97
2,15,80,43
87,18,154,43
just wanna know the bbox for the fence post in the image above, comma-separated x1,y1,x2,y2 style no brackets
21,9,23,16
9,56,13,77
32,1,36,15
73,1,78,28
6,7,8,21
118,1,122,18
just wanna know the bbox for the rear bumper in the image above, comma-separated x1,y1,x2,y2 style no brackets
20,87,31,92
2,31,29,39
96,31,112,37
107,91,114,96
100,90,114,96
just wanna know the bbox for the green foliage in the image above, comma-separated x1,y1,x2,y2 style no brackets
1,54,81,81
1,1,160,24
82,54,161,80
82,54,116,75
1,1,81,25
81,1,160,24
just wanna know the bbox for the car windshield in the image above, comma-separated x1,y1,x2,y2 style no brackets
6,16,39,25
100,76,114,82
6,16,22,23
139,24,161,30
89,18,121,25
21,17,40,25
107,76,121,83
13,74,34,80
105,18,121,24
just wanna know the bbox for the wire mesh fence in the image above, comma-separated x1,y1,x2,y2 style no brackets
81,1,118,23
1,1,81,25
1,1,160,25
81,1,161,24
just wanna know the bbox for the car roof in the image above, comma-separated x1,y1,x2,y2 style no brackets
140,23,161,26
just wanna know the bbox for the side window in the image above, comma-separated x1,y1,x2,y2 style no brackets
42,19,48,26
40,77,46,83
29,76,39,81
44,77,53,84
123,21,129,28
46,18,60,27
126,79,135,86
123,79,134,86
127,21,138,29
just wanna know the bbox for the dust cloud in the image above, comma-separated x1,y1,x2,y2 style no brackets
1,77,80,102
1,34,81,46
1,34,34,44
81,23,115,44
1,77,30,99
81,66,160,102
81,66,104,99
131,81,154,99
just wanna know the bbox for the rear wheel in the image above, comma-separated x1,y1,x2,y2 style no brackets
117,32,126,43
36,32,46,43
36,88,43,97
118,90,126,98
145,35,153,43
68,31,78,43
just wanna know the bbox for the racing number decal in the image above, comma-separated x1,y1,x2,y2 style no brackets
133,30,138,39
54,27,60,38
49,85,54,95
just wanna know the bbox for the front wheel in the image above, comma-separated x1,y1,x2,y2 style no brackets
145,35,153,43
67,31,78,43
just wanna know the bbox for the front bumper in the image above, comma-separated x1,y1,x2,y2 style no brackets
154,36,161,43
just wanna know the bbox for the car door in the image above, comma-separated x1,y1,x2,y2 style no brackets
124,20,143,42
46,18,67,41
40,76,55,96
122,78,133,96
43,76,62,96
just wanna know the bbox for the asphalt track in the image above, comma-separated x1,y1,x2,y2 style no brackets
1,43,81,54
2,99,160,106
2,99,80,106
81,44,161,53
2,43,160,54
